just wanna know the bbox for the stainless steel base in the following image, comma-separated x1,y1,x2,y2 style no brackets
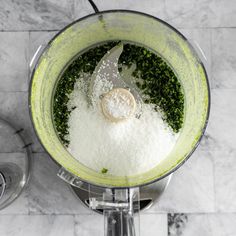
70,175,172,214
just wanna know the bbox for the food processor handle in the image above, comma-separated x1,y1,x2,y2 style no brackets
90,188,140,236
57,167,84,188
104,209,136,236
29,45,45,75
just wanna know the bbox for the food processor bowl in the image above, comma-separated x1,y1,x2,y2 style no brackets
29,10,210,188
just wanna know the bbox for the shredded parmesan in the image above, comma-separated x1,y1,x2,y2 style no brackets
67,75,178,176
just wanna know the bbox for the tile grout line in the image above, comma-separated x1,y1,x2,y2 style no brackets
73,214,76,236
210,27,214,89
0,91,28,93
0,27,236,33
209,27,218,214
1,211,236,216
0,30,61,32
28,31,32,87
209,27,212,88
28,31,32,93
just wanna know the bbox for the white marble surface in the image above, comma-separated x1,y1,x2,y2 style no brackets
0,215,74,236
0,0,75,30
0,32,29,92
75,214,168,236
212,28,236,89
28,153,90,214
0,0,235,235
208,90,236,212
149,148,215,213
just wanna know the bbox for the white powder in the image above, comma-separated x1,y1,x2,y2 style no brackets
67,75,178,177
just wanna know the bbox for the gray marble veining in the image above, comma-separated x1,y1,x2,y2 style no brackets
0,0,74,30
214,148,236,212
212,28,236,89
75,0,236,28
2,0,235,31
75,0,166,20
75,214,104,236
164,0,236,28
168,213,236,236
0,32,29,92
0,121,25,153
0,92,44,152
28,153,91,214
0,215,74,236
207,89,236,154
168,213,188,236
210,90,236,212
194,89,236,213
147,148,215,213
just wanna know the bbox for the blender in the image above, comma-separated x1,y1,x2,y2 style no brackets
29,9,210,236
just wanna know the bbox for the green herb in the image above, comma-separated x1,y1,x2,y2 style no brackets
101,168,108,174
53,42,117,145
119,44,184,133
53,41,184,145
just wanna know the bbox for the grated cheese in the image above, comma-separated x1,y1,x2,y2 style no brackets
66,74,178,177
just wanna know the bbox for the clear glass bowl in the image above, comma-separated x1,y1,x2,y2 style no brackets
0,118,31,210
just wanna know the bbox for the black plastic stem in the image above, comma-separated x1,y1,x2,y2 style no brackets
87,0,99,13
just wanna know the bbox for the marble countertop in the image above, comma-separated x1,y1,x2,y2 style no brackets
0,0,236,235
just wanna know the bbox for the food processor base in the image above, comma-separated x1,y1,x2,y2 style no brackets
70,174,172,214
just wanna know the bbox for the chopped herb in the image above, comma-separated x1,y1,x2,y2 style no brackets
53,42,118,145
53,41,184,145
119,44,184,133
101,168,108,174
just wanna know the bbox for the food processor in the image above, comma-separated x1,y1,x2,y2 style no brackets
29,7,210,236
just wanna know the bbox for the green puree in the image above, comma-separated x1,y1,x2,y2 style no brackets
53,42,184,146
